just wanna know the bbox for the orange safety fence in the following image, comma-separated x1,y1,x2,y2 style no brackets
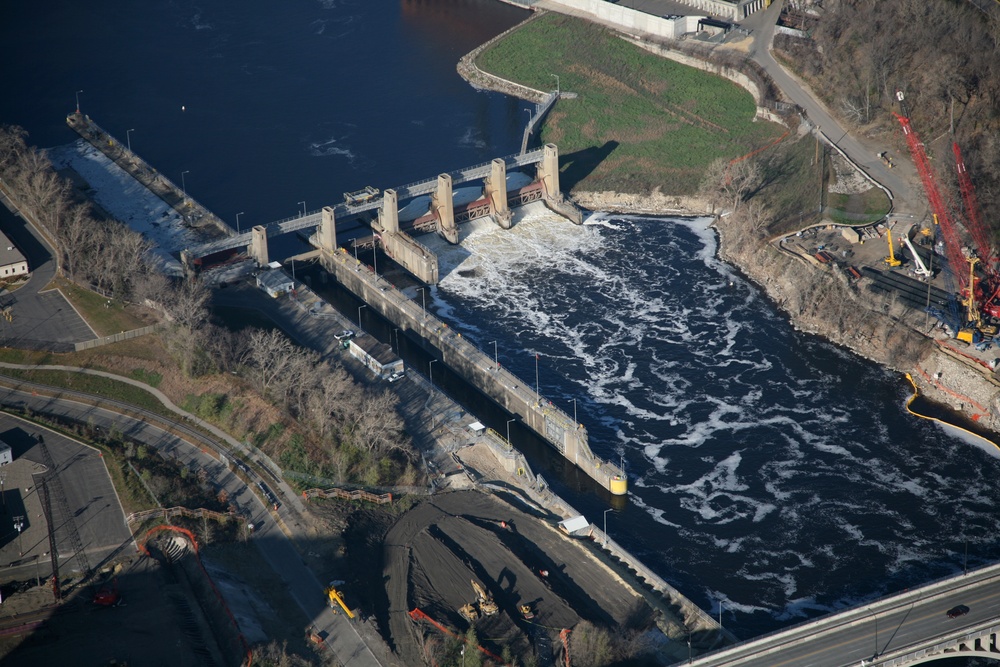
139,525,253,666
408,608,507,664
302,486,392,505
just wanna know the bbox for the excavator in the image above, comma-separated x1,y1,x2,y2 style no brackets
471,579,498,616
519,603,535,621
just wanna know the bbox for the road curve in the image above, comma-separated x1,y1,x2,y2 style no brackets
0,371,383,667
741,0,924,219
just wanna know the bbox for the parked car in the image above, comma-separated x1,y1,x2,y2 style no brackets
946,604,970,619
388,371,405,383
334,330,355,341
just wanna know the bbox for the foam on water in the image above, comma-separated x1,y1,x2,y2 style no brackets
421,206,1000,637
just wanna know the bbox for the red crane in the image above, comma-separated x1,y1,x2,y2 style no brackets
953,142,1000,318
892,93,968,289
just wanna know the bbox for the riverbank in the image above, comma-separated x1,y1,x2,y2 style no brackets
461,11,1000,441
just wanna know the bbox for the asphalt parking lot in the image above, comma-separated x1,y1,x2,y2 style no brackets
0,413,133,585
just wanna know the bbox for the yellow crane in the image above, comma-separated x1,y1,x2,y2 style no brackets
884,228,902,267
325,586,355,619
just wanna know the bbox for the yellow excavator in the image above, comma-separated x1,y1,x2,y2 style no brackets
471,580,498,616
325,585,355,619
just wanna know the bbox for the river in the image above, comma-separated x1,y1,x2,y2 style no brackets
3,1,997,661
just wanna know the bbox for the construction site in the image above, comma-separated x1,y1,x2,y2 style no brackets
344,489,709,667
776,90,1000,393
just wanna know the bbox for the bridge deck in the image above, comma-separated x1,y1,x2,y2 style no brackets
188,148,546,258
686,561,1000,666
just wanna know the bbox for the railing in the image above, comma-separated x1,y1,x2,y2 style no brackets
680,561,1000,665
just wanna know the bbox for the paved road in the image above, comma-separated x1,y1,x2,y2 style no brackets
738,0,924,219
686,561,1000,666
0,375,383,667
0,183,97,350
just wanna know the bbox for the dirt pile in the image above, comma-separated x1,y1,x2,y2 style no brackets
349,490,653,666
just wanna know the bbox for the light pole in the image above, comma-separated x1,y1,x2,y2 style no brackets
551,73,560,95
298,201,306,217
525,109,532,126
417,287,427,319
603,508,612,542
181,170,190,202
75,89,83,113
868,607,879,659
429,359,437,387
126,128,135,153
572,398,578,425
489,340,498,370
0,470,5,508
534,353,540,405
687,631,692,664
964,540,969,575
357,304,367,327
718,600,725,631
236,211,244,233
506,418,515,445
13,515,24,556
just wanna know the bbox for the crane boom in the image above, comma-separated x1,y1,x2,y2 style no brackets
953,142,994,270
893,111,968,290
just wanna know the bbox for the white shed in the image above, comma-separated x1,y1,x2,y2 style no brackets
558,515,591,536
0,441,12,466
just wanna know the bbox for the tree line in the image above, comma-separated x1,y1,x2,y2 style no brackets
0,123,418,487
776,0,1000,232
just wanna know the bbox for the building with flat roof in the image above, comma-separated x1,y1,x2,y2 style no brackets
0,232,28,280
347,334,403,379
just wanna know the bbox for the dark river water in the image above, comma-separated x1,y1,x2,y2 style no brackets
3,0,997,660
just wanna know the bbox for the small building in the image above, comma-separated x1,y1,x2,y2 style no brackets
558,515,591,536
0,441,12,466
256,262,295,298
347,334,404,379
0,232,28,280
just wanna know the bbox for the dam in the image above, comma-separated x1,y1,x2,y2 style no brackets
65,111,626,496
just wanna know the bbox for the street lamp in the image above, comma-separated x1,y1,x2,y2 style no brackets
0,470,5,508
603,508,612,542
572,398,578,425
236,211,245,233
525,109,532,126
357,304,367,327
429,359,437,387
868,607,879,659
126,128,135,153
551,73,560,95
416,287,427,319
181,170,190,201
298,201,306,217
506,418,515,445
13,515,24,556
718,600,725,631
75,89,83,113
489,340,498,370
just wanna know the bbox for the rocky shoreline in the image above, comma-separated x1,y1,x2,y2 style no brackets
572,190,1000,439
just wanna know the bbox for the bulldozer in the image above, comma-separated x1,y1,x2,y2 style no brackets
471,579,498,616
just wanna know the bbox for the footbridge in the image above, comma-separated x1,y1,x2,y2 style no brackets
681,561,1000,666
182,144,575,284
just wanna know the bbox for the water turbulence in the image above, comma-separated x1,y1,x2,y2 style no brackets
424,207,1000,636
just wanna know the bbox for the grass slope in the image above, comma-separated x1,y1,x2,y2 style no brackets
477,14,785,194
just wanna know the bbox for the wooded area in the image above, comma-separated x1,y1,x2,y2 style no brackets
0,124,420,488
777,0,1000,233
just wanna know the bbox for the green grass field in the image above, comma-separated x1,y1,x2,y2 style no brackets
477,14,786,194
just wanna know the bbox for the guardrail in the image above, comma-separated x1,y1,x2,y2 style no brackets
681,562,1000,665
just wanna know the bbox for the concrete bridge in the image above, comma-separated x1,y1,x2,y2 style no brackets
681,561,1000,666
182,144,572,284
